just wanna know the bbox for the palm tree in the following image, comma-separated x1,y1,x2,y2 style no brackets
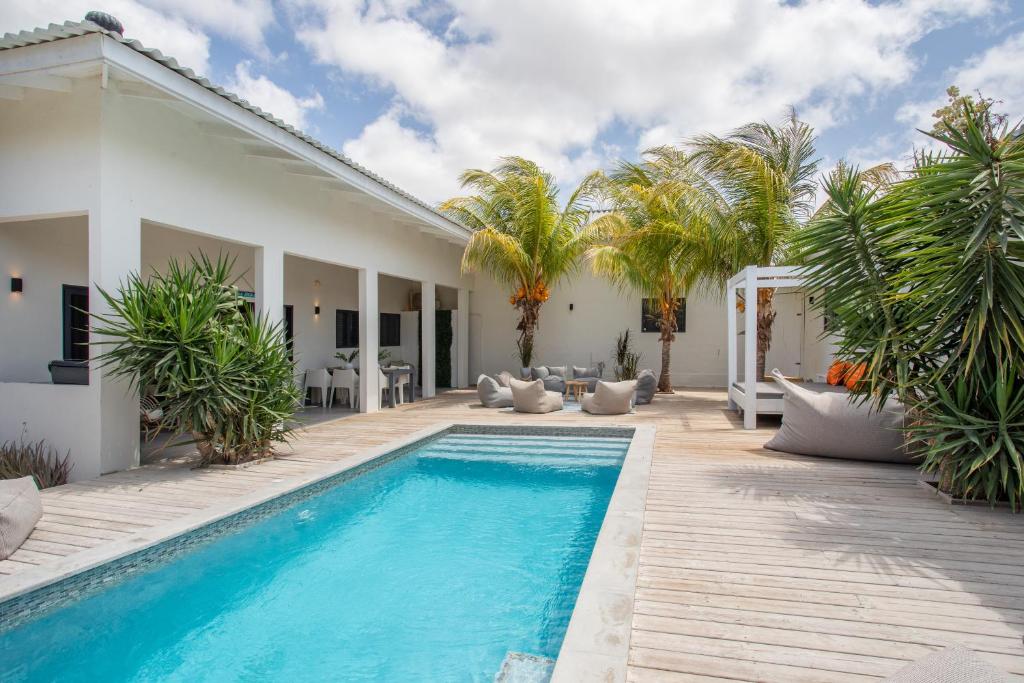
686,109,820,379
440,157,601,368
589,148,704,392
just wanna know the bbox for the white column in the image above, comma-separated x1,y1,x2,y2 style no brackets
726,282,737,410
90,205,141,475
456,288,470,388
254,245,284,326
420,281,436,398
358,268,379,412
743,266,758,429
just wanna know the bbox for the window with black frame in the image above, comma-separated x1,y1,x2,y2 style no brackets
336,309,358,348
62,284,89,361
380,312,401,347
641,298,686,333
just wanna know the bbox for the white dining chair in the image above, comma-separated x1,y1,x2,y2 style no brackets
393,364,411,404
329,368,359,410
304,368,330,408
378,367,392,407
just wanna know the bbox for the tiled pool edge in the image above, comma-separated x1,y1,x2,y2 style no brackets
0,422,457,621
550,424,656,683
0,422,639,633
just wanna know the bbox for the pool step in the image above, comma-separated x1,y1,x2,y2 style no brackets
494,652,555,683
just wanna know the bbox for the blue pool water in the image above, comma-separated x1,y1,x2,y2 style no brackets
1,431,628,682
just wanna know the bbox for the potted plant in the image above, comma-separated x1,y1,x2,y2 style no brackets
335,349,358,369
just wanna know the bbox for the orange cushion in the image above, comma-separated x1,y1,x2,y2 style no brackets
826,361,851,386
844,363,867,391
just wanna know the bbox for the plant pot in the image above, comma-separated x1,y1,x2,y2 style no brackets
520,367,531,379
340,362,353,370
917,479,1016,509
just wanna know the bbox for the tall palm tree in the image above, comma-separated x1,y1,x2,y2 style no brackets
686,109,820,379
589,148,704,392
440,157,601,368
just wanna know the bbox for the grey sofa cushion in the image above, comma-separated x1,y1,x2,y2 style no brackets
510,378,564,413
542,375,565,393
884,645,1012,682
634,369,657,405
0,476,42,560
764,370,910,463
582,380,636,415
530,366,550,380
573,365,602,380
546,365,567,379
477,374,513,408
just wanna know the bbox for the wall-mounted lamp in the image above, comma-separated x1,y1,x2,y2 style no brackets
10,277,23,294
314,305,321,316
569,303,574,311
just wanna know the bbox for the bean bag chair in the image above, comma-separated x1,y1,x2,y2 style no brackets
764,369,911,463
510,378,563,414
582,380,637,415
1,476,42,560
477,374,513,408
634,369,657,405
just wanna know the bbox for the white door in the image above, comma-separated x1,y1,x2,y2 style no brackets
764,291,804,377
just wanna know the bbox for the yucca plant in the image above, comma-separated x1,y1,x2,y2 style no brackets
796,107,1024,509
440,157,602,369
0,438,72,488
91,253,301,466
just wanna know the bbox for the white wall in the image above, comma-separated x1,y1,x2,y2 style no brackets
0,216,89,383
470,272,729,386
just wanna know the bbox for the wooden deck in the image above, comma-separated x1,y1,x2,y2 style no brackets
3,389,1023,681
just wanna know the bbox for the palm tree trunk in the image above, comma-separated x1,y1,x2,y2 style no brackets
658,332,672,392
755,288,777,380
657,297,677,393
516,300,541,368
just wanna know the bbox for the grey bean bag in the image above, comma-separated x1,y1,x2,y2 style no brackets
764,369,910,463
477,374,513,408
1,476,42,560
582,380,636,415
510,378,563,413
884,645,1012,682
634,369,657,405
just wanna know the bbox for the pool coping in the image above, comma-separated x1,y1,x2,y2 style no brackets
551,423,655,683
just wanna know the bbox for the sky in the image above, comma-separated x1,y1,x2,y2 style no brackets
3,1,1023,205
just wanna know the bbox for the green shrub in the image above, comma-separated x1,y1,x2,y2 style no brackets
797,109,1024,509
0,439,72,488
91,253,301,466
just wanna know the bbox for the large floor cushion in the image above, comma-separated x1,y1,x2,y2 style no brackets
510,378,563,413
884,645,1012,682
477,374,513,408
764,370,910,463
634,369,657,405
582,380,636,415
1,476,42,560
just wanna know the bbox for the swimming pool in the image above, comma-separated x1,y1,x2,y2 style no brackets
0,427,632,681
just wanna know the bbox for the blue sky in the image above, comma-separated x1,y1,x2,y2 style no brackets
4,1,1023,203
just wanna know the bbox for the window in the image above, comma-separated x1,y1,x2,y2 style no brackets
380,312,401,347
641,297,686,333
283,305,294,360
62,284,89,361
336,309,358,348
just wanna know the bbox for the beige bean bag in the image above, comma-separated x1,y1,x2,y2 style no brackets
764,369,910,463
510,378,564,414
1,476,42,560
477,374,513,408
582,380,637,415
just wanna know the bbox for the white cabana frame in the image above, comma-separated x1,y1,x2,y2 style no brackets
726,265,810,429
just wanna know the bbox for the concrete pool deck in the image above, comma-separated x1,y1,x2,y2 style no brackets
2,389,1023,681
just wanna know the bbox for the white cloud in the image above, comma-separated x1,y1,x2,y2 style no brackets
0,0,212,74
227,61,324,130
139,0,277,60
286,0,999,202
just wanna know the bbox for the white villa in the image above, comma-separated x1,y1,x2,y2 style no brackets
0,19,833,482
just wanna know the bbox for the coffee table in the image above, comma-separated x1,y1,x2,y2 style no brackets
564,379,588,402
